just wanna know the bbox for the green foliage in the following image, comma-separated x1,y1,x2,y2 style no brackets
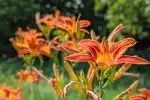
0,0,40,20
0,0,149,57
94,0,150,39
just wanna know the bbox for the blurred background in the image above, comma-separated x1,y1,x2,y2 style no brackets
0,0,150,92
0,0,150,56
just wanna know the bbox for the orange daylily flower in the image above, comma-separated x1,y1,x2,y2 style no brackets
17,69,41,84
36,10,90,40
0,85,23,100
55,16,90,40
65,38,149,69
130,88,150,100
36,10,72,30
10,28,50,57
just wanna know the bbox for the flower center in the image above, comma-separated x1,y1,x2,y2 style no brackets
97,53,114,63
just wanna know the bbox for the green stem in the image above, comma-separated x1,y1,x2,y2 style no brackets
38,56,44,68
99,80,103,98
30,84,36,100
44,28,51,41
99,70,104,99
53,51,60,66
35,83,42,100
103,67,117,88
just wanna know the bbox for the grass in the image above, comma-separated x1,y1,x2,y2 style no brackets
0,77,121,100
0,57,150,100
0,73,136,100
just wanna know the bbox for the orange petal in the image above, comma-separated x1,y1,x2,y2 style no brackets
139,88,150,96
60,16,72,21
80,29,89,33
14,88,22,95
58,41,79,53
55,22,67,30
15,42,29,48
130,94,146,100
63,41,78,50
79,45,97,59
110,38,136,53
79,20,90,28
18,49,30,56
79,39,103,53
117,55,150,64
65,53,93,62
111,38,136,58
39,45,50,57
